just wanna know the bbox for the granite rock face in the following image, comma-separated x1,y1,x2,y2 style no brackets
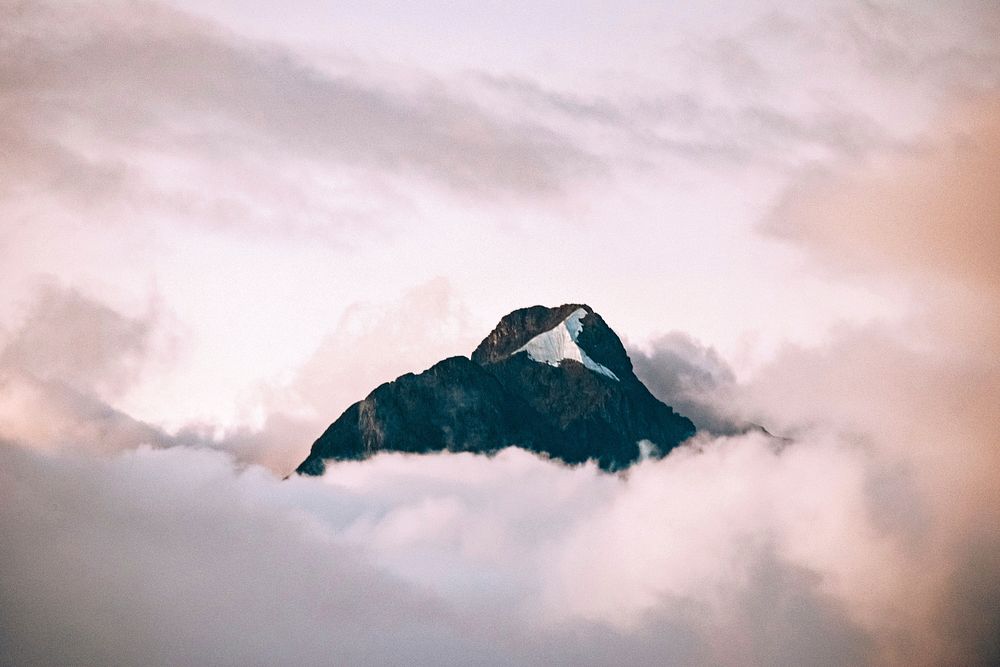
295,304,695,475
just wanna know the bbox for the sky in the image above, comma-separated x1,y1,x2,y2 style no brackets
1,1,999,665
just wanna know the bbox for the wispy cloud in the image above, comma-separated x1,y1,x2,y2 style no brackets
0,1,602,235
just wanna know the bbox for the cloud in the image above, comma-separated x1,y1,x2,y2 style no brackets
294,278,476,418
0,440,881,666
466,2,1000,176
749,94,1000,665
629,332,744,434
0,282,171,455
0,277,477,473
188,277,480,474
0,282,154,398
0,0,601,239
0,443,472,667
763,95,1000,348
765,94,1000,319
0,371,166,455
472,70,889,169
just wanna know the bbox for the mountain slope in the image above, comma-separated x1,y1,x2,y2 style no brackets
296,304,695,475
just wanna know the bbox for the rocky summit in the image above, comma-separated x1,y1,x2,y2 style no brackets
295,304,695,475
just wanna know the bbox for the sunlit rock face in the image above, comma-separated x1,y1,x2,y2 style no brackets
296,304,695,475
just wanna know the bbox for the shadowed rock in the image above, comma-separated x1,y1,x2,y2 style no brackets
296,304,695,475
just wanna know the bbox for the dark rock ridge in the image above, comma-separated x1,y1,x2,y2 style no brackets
295,304,695,475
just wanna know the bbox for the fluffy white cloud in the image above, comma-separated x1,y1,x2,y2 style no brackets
0,439,877,666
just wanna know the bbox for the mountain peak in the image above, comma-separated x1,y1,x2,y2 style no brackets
513,307,619,381
470,303,592,365
470,303,633,376
296,304,694,476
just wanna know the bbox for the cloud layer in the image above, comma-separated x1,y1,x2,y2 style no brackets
0,439,880,666
1,0,597,208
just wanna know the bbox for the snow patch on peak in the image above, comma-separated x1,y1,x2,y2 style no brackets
513,308,619,381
